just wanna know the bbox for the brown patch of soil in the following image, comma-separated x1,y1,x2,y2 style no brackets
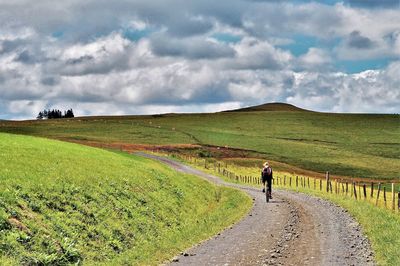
8,218,31,234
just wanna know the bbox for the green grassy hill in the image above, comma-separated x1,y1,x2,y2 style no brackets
0,103,399,179
0,133,251,265
224,102,309,112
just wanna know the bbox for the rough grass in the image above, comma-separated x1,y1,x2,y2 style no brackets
1,110,399,180
0,133,251,265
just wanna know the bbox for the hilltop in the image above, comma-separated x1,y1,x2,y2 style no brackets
224,102,311,112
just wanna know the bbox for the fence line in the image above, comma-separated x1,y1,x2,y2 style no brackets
166,153,400,213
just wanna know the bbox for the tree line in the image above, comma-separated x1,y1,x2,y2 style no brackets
37,109,74,119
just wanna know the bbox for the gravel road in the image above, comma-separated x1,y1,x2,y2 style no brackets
137,153,375,266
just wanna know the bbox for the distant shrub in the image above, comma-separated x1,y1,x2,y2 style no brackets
198,150,211,158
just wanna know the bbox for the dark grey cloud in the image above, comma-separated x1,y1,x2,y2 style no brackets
151,35,236,59
165,16,214,37
66,55,95,65
347,31,374,49
41,76,60,86
14,50,37,64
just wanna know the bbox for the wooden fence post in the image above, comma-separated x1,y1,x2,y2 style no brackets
392,183,395,211
284,176,286,186
314,178,316,190
375,183,381,206
398,191,400,212
326,172,330,192
371,182,374,198
353,182,357,200
290,176,292,187
320,179,322,191
363,184,367,199
296,176,298,187
346,182,348,196
308,177,310,188
384,186,387,208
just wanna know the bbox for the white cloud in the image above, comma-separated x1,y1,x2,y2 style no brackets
226,37,293,70
288,63,400,113
298,48,332,69
0,1,399,119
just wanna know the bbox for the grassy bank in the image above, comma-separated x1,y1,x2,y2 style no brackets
1,108,399,180
0,133,251,265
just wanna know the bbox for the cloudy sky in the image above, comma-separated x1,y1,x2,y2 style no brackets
1,0,400,119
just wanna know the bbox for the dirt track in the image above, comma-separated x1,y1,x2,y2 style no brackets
137,153,375,266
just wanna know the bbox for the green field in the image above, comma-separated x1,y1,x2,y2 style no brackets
1,103,399,180
0,133,251,265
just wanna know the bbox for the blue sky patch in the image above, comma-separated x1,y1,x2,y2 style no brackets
123,28,154,41
51,30,64,39
278,34,319,56
335,58,391,73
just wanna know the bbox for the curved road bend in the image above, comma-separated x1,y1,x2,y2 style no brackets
136,152,375,266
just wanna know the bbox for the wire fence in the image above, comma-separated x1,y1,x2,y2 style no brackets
165,153,400,213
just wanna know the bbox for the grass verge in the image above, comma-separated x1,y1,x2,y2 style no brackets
0,133,251,265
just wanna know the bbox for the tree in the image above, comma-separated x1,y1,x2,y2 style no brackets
36,111,44,120
65,109,74,118
36,108,75,120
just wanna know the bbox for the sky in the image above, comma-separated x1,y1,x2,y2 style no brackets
0,0,400,119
